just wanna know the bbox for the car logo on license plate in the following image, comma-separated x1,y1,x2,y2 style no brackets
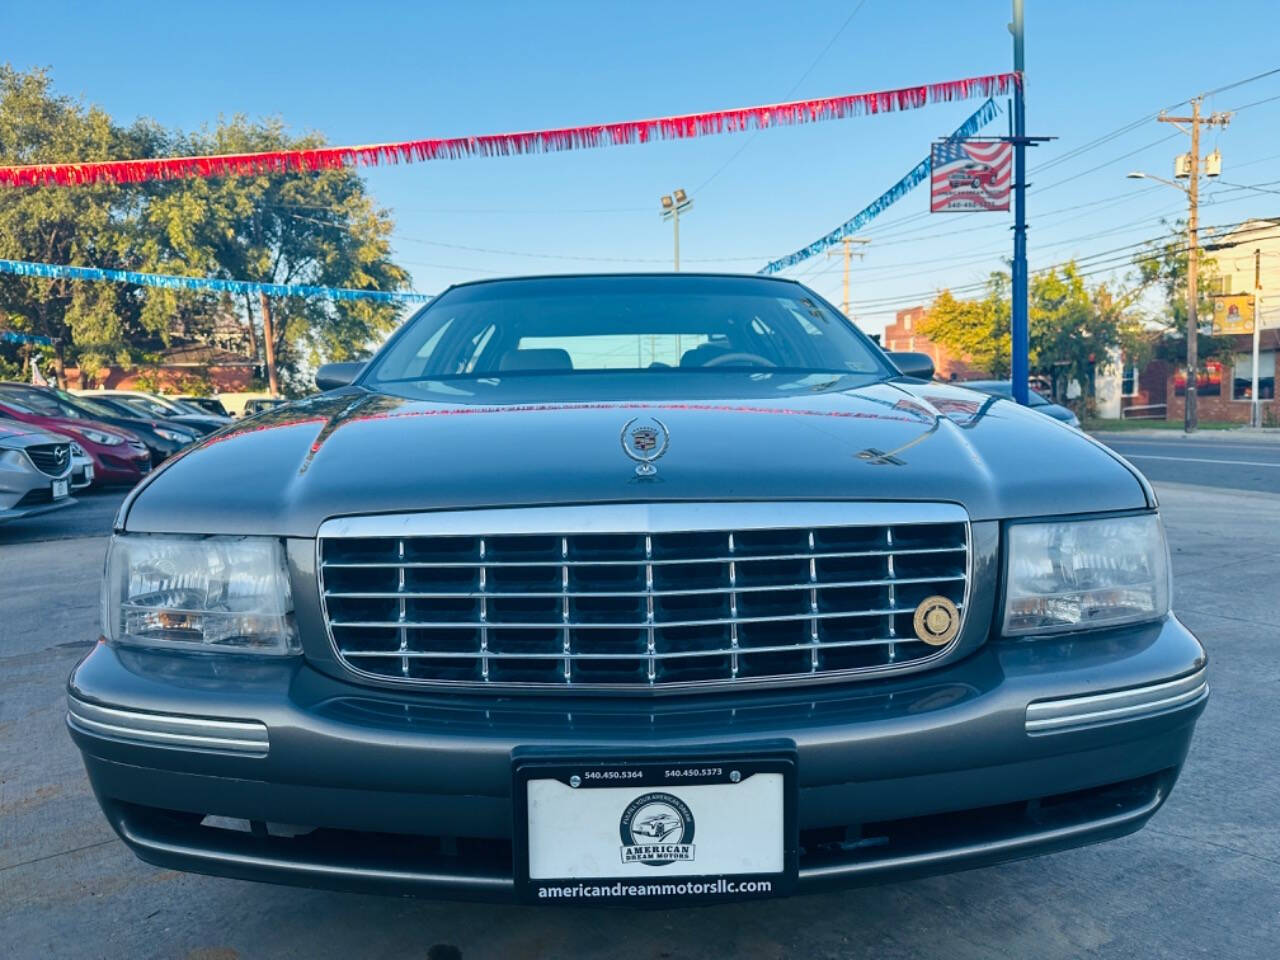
619,792,695,866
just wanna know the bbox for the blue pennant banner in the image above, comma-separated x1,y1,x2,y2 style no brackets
758,98,1001,275
0,258,434,304
1,329,55,346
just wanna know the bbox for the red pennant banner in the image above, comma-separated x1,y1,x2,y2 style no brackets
0,72,1018,188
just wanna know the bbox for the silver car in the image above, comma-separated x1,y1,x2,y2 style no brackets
69,440,95,490
0,422,75,522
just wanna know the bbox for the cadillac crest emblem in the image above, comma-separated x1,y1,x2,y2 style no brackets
620,417,670,477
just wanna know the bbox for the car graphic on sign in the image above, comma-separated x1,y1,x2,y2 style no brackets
948,164,998,189
633,813,683,840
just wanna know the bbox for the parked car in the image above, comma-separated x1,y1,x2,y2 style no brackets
75,390,232,432
960,380,1082,428
69,274,1205,907
0,384,198,466
0,395,150,486
242,396,288,416
0,421,75,522
68,440,95,490
76,393,223,438
178,395,232,418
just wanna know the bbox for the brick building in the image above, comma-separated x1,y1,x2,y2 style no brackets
1165,219,1279,424
881,306,987,381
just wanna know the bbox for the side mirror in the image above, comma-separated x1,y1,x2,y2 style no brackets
887,351,935,381
315,362,365,391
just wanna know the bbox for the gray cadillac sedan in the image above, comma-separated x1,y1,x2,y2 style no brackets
68,274,1207,906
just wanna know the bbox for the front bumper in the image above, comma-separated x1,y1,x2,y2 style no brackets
68,615,1207,901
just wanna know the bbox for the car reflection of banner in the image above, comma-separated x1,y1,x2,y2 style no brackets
931,139,1012,212
1173,361,1223,397
1212,294,1255,334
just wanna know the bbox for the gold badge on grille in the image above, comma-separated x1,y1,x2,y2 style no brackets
913,596,960,647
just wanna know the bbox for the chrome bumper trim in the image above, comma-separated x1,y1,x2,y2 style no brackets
1026,668,1207,734
318,501,970,538
67,697,269,757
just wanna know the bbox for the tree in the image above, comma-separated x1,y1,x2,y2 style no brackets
0,66,165,382
140,117,410,395
917,273,1011,378
0,67,411,394
1133,224,1235,371
1029,262,1138,402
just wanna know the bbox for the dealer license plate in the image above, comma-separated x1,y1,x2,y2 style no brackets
514,755,796,905
51,478,68,499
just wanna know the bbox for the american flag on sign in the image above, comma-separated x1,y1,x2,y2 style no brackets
930,139,1013,212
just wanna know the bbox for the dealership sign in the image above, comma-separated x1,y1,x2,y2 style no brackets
930,139,1013,212
1212,293,1255,334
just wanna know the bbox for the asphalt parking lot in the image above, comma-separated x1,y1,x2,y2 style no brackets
3,477,1278,960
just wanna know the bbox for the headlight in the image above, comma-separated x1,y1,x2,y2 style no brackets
82,428,123,446
70,441,86,457
101,535,298,655
1003,514,1170,636
154,427,195,444
0,448,27,469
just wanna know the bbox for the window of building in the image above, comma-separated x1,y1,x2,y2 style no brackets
1174,361,1222,397
1121,364,1140,397
1233,350,1276,401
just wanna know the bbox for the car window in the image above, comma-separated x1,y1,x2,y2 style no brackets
118,396,171,417
53,390,120,420
368,276,889,385
0,388,86,418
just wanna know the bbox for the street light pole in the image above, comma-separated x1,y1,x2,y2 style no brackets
1009,0,1029,406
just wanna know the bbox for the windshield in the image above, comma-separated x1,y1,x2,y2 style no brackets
53,390,124,420
0,388,88,419
117,395,174,418
366,276,890,390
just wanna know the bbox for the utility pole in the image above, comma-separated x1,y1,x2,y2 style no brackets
259,292,280,397
1156,97,1230,432
1252,247,1262,428
660,189,693,271
826,236,870,318
1009,0,1029,405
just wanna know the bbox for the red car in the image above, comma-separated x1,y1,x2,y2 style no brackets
947,164,998,189
0,396,151,485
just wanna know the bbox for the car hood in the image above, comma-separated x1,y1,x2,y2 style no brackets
122,381,1150,536
0,422,65,446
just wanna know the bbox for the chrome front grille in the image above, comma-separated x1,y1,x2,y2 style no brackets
25,442,70,476
318,502,970,691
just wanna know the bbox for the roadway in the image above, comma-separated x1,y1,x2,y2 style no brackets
1095,433,1280,494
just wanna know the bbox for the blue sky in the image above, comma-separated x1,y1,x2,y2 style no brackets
11,0,1280,336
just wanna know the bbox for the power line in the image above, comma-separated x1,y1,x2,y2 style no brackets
692,0,872,194
845,225,1280,311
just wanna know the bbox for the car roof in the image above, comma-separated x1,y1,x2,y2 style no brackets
439,271,805,293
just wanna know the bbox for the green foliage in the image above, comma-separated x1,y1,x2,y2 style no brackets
920,262,1142,401
1133,222,1236,369
1029,263,1136,401
0,66,410,390
917,274,1011,378
132,368,164,393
